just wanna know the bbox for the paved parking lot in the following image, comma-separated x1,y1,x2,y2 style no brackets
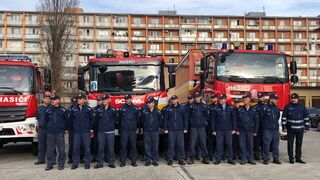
0,129,319,180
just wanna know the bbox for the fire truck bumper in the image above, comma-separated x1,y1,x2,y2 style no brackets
0,117,38,143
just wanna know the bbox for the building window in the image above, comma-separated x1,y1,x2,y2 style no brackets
168,18,175,24
264,20,269,26
199,32,209,38
83,16,90,23
133,18,141,24
199,44,209,49
279,20,285,27
116,17,127,24
310,70,318,77
133,43,143,50
293,20,302,27
99,16,108,23
230,32,240,38
264,32,269,39
98,30,108,36
248,32,256,38
150,44,160,50
294,45,302,51
310,58,318,65
280,33,286,39
168,57,175,63
0,40,2,48
216,19,224,25
294,33,302,39
279,45,286,51
183,18,193,23
247,20,257,26
115,43,127,50
216,32,224,38
184,44,192,50
133,31,142,36
11,28,21,34
150,31,159,37
150,18,159,24
198,18,209,24
168,31,175,37
168,44,174,50
82,42,90,49
99,42,109,49
10,15,20,21
231,19,240,26
309,21,317,26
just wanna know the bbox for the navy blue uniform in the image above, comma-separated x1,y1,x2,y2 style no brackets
282,102,309,161
36,104,50,163
141,107,162,162
66,104,76,163
119,104,140,164
163,104,188,161
261,104,281,161
91,104,102,162
96,105,117,166
211,104,237,161
188,102,209,159
253,102,265,160
232,107,240,159
45,105,67,168
207,103,217,160
70,105,93,167
237,106,259,161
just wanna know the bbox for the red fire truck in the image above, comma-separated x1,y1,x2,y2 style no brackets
0,55,51,154
170,47,298,139
77,49,169,135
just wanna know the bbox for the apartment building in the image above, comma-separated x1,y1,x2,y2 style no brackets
0,9,319,106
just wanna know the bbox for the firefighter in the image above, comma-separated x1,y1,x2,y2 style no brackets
183,94,194,160
70,94,93,170
94,95,117,169
236,95,259,165
164,95,188,166
45,95,67,171
141,96,162,166
253,93,266,160
91,96,103,162
262,94,281,165
233,100,241,160
188,92,209,165
282,93,309,164
159,99,171,160
211,94,237,165
119,94,140,167
207,94,218,161
67,96,77,164
34,94,51,165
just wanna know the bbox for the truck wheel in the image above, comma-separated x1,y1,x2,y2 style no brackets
32,142,38,156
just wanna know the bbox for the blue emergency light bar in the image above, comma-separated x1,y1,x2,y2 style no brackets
0,55,32,62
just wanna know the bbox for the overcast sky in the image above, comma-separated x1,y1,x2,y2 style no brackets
1,0,319,17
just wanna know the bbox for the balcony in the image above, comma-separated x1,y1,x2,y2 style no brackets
262,26,276,30
25,47,40,52
0,33,3,38
308,26,319,31
25,34,40,39
148,50,162,54
96,49,108,53
113,23,128,28
309,64,320,68
277,26,291,30
230,25,245,29
309,51,319,56
181,50,188,54
297,64,308,68
6,47,22,52
7,20,22,25
309,76,320,80
230,37,244,42
293,38,308,43
147,24,163,28
96,22,111,27
181,37,196,42
131,50,141,55
213,25,228,29
164,37,179,41
165,50,179,54
246,25,260,30
113,36,128,41
283,51,292,55
95,36,111,41
79,22,93,27
197,37,212,42
277,39,291,43
246,38,260,42
78,48,94,53
293,51,308,55
197,24,212,29
181,24,196,29
293,26,307,30
131,37,146,41
25,20,40,26
213,38,228,42
148,37,163,41
131,24,146,28
262,38,276,43
6,34,22,39
164,24,179,28
299,76,308,80
79,35,94,40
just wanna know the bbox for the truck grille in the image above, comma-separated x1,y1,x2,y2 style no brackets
0,106,27,123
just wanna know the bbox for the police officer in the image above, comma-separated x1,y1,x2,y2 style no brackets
233,100,241,160
70,94,93,169
94,95,117,169
211,94,237,165
282,93,309,164
262,94,281,165
188,92,209,165
253,92,265,160
67,96,77,164
183,94,194,160
207,94,218,161
45,95,67,170
141,96,162,166
34,94,51,165
164,95,188,166
159,99,171,159
237,95,259,165
119,94,140,167
91,96,103,162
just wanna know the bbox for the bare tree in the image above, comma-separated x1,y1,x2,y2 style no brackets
37,0,79,96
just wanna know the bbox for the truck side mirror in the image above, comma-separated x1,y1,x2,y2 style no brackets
169,74,175,88
291,74,299,83
78,67,85,91
200,57,207,71
44,69,51,84
290,60,297,74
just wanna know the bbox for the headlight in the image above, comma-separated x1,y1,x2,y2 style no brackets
17,124,36,132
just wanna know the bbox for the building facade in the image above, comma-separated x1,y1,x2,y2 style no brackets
0,9,319,106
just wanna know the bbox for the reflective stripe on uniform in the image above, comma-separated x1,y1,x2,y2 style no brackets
287,119,304,123
291,125,305,129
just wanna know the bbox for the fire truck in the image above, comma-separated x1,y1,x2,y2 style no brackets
0,55,51,155
77,49,169,135
169,46,298,139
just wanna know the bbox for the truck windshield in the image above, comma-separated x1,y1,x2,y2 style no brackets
0,65,34,93
91,65,162,93
216,53,288,83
